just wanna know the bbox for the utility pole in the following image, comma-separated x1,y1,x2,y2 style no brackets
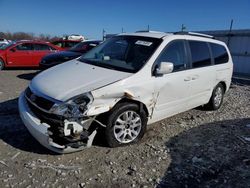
122,27,124,33
147,25,150,31
102,29,106,41
227,19,234,46
229,19,234,32
181,24,186,32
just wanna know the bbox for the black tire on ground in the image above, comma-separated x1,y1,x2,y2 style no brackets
0,59,5,70
205,83,225,110
105,102,147,148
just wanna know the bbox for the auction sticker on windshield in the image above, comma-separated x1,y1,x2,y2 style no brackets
135,40,152,46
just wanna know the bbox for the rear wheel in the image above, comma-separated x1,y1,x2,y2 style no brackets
105,103,147,147
206,83,225,110
0,59,5,70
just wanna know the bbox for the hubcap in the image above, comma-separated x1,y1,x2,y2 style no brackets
113,111,142,144
214,87,223,107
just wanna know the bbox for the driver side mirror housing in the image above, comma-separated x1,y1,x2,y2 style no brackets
10,47,16,52
156,62,174,75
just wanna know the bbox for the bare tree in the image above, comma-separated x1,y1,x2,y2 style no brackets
0,31,60,41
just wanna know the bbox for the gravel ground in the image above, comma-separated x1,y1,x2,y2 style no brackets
0,70,249,188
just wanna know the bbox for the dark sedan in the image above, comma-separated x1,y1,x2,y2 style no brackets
39,40,101,69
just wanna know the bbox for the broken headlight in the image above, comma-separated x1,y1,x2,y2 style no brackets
50,92,93,118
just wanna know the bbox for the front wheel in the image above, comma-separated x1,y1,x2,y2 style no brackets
0,59,5,70
206,83,225,110
105,103,147,147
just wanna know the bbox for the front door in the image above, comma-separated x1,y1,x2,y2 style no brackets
152,40,192,121
6,43,33,66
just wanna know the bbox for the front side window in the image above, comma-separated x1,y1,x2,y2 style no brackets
65,41,79,48
79,36,162,73
70,41,100,53
156,40,187,72
33,44,51,51
210,43,229,64
189,41,211,68
16,43,33,51
0,42,15,50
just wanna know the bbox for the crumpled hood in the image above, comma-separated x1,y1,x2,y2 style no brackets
30,60,132,101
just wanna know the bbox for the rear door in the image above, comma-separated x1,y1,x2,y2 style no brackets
186,40,215,108
6,43,33,66
32,43,54,66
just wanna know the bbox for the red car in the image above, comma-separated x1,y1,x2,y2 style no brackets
0,40,62,70
51,40,81,50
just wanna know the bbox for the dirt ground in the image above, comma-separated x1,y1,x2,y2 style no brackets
0,70,249,188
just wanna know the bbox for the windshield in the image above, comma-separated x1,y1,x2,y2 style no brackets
69,41,100,53
0,42,15,50
78,36,162,73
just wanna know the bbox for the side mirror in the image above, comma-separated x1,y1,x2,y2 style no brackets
10,48,16,52
156,62,174,75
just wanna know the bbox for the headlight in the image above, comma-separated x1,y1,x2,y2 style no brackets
50,92,93,118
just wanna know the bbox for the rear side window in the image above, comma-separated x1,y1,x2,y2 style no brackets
210,43,229,64
156,40,187,72
189,41,211,68
33,44,51,51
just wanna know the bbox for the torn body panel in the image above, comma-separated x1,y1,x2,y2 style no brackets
18,92,103,153
86,75,160,123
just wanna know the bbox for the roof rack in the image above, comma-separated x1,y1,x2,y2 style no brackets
135,30,163,33
174,31,214,39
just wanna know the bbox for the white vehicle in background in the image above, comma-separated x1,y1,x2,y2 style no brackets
0,38,11,46
64,34,85,41
19,31,233,153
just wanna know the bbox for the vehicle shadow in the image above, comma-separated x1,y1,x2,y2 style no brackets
0,98,56,155
17,71,41,81
157,118,250,188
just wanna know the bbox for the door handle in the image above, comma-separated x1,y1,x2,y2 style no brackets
191,75,199,80
184,77,191,81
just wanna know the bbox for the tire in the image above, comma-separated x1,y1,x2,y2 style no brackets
0,59,5,70
206,83,225,110
105,102,147,147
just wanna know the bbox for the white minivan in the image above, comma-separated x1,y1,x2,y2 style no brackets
19,31,233,153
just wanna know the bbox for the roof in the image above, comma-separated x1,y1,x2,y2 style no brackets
118,31,170,39
51,39,81,42
16,40,50,44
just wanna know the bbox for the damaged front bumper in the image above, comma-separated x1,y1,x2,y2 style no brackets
18,92,97,154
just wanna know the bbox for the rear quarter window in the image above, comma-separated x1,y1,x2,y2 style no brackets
189,41,212,68
210,43,229,64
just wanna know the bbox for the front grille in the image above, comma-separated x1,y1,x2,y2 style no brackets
25,87,55,111
25,87,88,146
25,88,62,125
